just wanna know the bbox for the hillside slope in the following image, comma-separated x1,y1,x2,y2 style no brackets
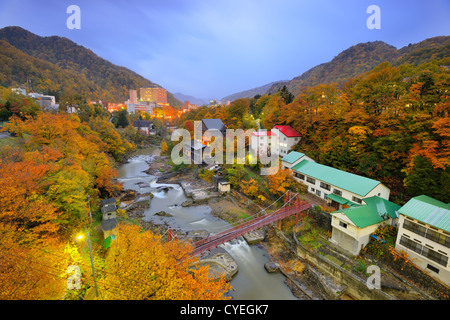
224,36,450,101
0,26,182,105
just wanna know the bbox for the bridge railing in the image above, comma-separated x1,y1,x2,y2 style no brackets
191,201,311,256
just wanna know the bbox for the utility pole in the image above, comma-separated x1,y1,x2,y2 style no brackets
84,206,99,297
87,195,92,224
86,230,99,297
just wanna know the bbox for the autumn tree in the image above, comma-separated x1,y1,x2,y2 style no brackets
267,167,295,197
0,87,42,119
99,223,231,300
241,178,259,198
160,139,169,154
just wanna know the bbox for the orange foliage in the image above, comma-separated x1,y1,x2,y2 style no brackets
267,167,294,197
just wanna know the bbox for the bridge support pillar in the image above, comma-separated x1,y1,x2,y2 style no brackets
275,219,282,230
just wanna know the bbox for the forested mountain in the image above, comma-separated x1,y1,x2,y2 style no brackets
220,81,286,102
173,92,207,106
224,36,450,101
0,26,182,105
267,41,400,96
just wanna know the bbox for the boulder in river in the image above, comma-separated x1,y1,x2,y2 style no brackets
181,200,194,207
264,262,280,273
154,211,173,217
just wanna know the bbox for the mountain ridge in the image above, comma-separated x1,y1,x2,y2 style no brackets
0,26,182,106
220,81,286,102
225,36,450,101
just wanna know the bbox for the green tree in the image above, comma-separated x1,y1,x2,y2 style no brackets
279,85,295,104
116,109,129,128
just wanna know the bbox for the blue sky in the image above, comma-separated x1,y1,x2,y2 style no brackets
0,0,449,100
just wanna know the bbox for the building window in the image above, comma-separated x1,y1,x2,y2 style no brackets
333,189,342,196
294,173,305,180
426,229,450,248
399,236,448,267
320,182,331,191
306,176,316,184
402,219,426,237
427,264,440,274
422,247,448,267
400,235,423,254
401,219,450,249
316,190,321,197
352,196,363,204
339,221,347,229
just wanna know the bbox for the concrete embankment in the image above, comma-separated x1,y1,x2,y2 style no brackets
274,229,394,300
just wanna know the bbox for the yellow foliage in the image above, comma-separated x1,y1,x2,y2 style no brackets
160,139,168,154
100,223,231,300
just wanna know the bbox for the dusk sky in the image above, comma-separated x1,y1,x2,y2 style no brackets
0,0,449,100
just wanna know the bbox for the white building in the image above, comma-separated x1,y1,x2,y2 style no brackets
127,101,154,114
330,196,400,255
28,92,58,111
395,195,450,286
280,151,315,170
291,159,390,209
271,125,301,156
250,130,277,156
132,120,154,135
11,88,26,96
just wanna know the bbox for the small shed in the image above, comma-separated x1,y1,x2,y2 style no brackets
101,198,118,240
218,181,230,194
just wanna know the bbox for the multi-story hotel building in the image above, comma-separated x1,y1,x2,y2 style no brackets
140,86,167,104
395,195,450,285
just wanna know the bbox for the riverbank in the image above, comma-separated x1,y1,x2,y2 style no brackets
117,148,348,299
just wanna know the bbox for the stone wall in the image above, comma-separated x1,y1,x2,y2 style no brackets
275,229,394,300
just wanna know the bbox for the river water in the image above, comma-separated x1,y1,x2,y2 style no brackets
117,154,298,300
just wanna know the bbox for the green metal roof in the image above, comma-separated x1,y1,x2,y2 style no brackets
281,151,305,164
325,193,360,207
398,195,450,233
292,160,382,197
332,196,401,228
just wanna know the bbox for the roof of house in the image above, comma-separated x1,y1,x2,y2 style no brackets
101,204,117,214
332,196,401,228
184,140,206,150
133,120,153,127
326,193,360,208
100,198,116,206
251,130,277,136
273,125,301,137
281,151,306,164
101,218,118,231
202,119,226,131
398,195,450,233
292,160,383,197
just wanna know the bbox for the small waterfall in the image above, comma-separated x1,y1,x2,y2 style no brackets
117,153,298,300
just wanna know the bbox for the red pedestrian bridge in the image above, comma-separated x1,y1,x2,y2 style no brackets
190,191,311,256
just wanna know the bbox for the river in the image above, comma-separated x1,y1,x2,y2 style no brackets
117,153,298,300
